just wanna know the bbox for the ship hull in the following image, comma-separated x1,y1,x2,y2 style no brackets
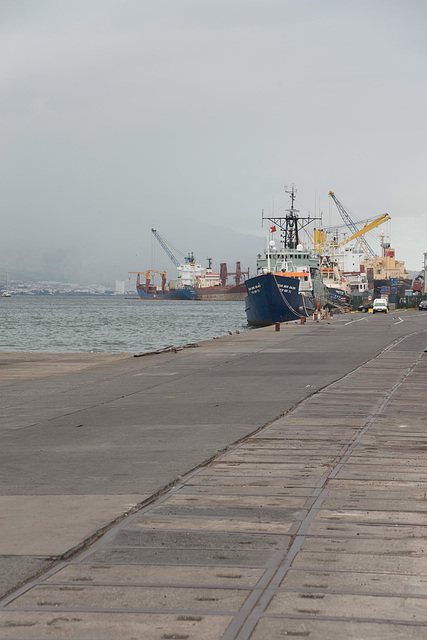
194,283,246,301
137,286,198,300
245,273,316,326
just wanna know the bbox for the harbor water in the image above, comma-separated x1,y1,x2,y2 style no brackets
0,296,249,354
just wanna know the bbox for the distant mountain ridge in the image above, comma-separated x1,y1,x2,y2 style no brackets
5,218,265,286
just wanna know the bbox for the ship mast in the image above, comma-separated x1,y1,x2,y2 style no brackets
262,184,320,250
284,185,300,249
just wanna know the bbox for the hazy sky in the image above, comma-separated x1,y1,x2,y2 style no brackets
1,0,426,283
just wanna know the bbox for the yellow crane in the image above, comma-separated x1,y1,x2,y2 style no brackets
128,270,167,293
314,228,327,253
336,213,391,249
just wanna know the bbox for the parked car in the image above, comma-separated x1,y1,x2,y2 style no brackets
372,298,388,313
358,302,373,313
419,299,427,310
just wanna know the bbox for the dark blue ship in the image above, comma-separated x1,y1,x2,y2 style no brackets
245,185,328,326
245,272,317,325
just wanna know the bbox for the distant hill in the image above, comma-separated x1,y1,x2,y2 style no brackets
5,218,267,286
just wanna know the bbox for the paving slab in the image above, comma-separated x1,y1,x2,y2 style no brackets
316,509,427,525
192,473,322,487
327,479,427,493
7,584,251,612
292,551,427,573
129,515,294,534
0,612,232,640
266,591,427,621
321,497,427,510
280,568,427,595
106,529,288,550
84,546,277,567
158,494,308,509
211,463,330,472
199,465,327,476
335,468,427,480
148,504,306,521
346,452,427,461
301,535,426,556
250,618,427,640
340,463,427,473
307,521,427,539
220,453,335,463
179,484,315,496
44,564,266,587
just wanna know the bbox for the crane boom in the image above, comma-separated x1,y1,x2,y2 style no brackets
328,191,376,257
337,213,391,248
151,228,181,268
128,270,167,294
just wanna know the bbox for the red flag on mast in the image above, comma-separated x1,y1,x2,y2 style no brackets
270,225,276,233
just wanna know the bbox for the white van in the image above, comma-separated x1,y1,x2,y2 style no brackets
372,298,388,313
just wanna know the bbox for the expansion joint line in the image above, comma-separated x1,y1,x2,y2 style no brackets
224,339,426,640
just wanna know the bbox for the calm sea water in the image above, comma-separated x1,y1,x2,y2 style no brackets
0,296,250,353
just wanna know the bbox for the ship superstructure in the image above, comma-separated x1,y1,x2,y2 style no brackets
176,252,204,288
361,234,412,300
333,246,369,294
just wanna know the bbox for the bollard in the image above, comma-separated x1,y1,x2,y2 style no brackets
275,322,280,331
330,309,333,318
313,313,318,321
300,316,306,324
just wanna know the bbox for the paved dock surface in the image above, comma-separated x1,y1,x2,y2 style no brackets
0,309,426,637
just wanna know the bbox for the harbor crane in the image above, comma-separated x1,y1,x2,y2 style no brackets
335,214,391,250
329,191,375,257
151,228,180,268
151,228,195,268
328,191,388,257
128,270,167,294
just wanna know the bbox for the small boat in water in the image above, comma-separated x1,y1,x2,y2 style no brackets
245,185,328,325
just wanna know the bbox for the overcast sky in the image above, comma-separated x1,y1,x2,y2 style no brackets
1,0,426,284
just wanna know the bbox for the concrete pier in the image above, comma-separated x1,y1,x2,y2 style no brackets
0,309,426,638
